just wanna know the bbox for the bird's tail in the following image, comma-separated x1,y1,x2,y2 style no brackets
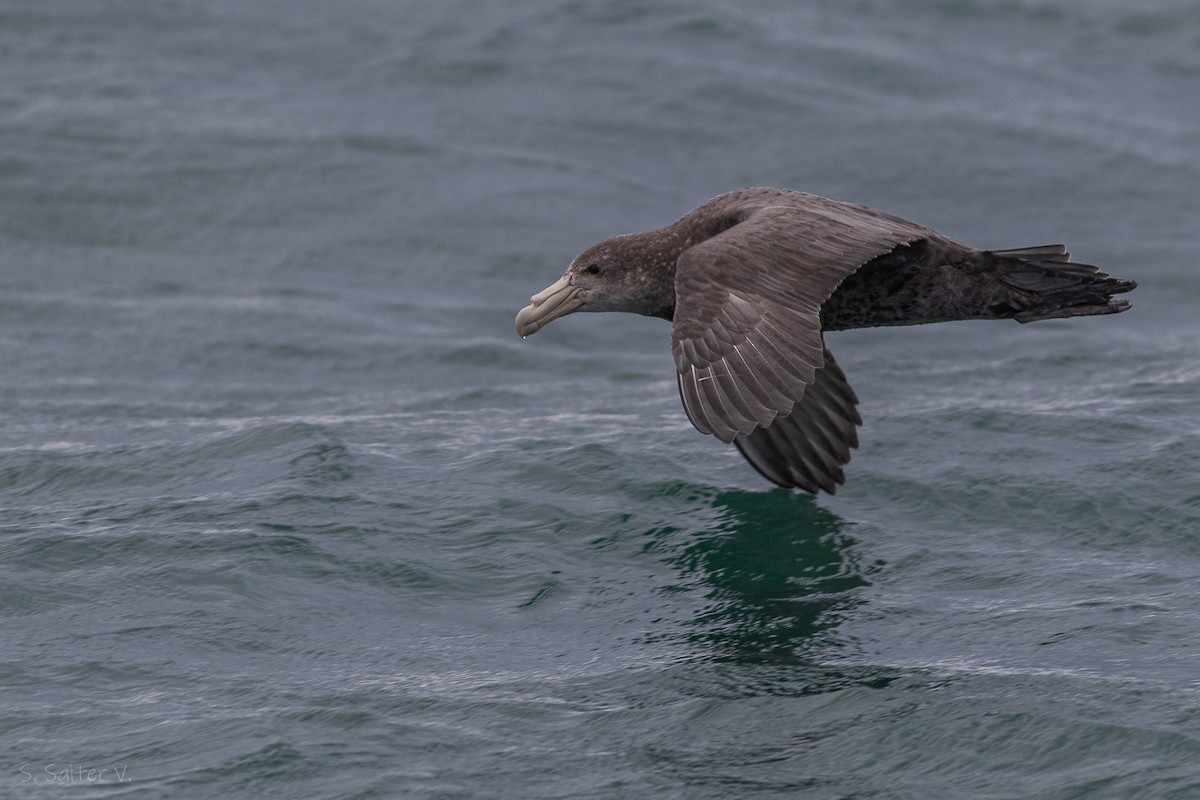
988,245,1136,322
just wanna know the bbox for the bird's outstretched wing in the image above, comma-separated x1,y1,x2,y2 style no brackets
671,199,934,442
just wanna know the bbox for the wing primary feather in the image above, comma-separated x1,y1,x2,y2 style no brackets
771,401,844,483
752,327,818,387
739,337,797,405
727,344,783,422
678,366,715,436
695,364,742,442
766,413,842,493
712,358,765,434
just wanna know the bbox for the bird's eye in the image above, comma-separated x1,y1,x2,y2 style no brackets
586,264,601,275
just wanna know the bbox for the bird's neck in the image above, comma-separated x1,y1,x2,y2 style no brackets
619,225,688,321
648,207,747,321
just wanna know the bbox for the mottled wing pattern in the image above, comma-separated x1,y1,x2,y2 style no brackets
733,347,861,493
671,200,932,442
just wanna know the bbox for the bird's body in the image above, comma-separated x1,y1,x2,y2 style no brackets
515,188,1135,494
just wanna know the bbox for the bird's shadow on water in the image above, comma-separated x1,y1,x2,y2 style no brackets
643,485,888,691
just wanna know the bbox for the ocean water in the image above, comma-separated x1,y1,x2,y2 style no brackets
2,1,1199,797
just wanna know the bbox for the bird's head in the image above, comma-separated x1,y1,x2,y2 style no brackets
515,234,678,336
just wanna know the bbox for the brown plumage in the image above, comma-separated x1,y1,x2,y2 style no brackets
515,187,1136,494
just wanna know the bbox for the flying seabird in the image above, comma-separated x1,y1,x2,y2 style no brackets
514,187,1136,494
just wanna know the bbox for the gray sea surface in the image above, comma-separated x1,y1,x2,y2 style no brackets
2,1,1199,798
